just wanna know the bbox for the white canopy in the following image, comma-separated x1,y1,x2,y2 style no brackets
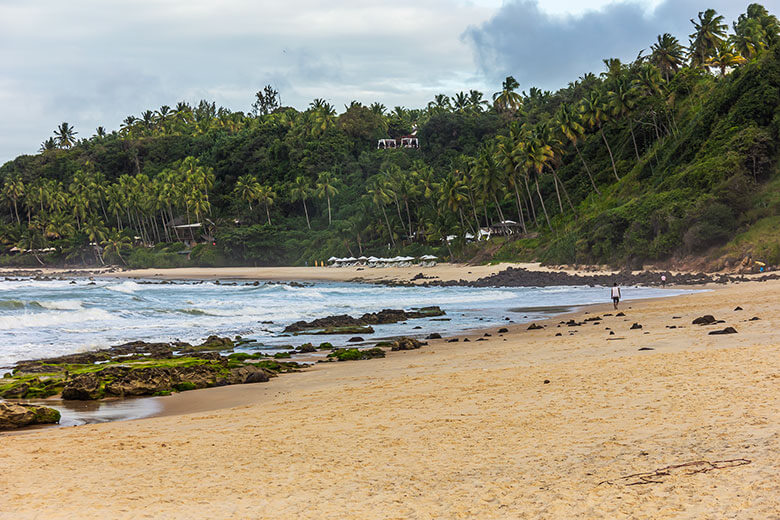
420,255,438,260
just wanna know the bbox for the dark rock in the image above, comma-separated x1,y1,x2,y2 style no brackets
463,338,470,342
476,338,487,341
497,328,509,333
296,343,317,353
609,331,615,335
734,306,743,311
347,337,364,342
616,312,625,317
446,338,459,343
708,327,738,335
62,373,102,400
527,323,544,330
555,333,562,337
630,323,643,330
483,333,491,337
543,380,550,384
749,317,761,321
390,338,426,351
283,307,445,333
426,333,442,340
692,315,717,325
0,402,61,430
638,347,654,351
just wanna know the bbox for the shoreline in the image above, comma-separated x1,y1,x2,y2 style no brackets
2,288,699,431
1,279,777,517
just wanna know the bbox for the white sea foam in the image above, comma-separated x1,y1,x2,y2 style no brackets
105,281,143,294
39,300,84,310
0,308,114,329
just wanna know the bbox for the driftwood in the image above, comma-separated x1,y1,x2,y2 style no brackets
598,459,751,486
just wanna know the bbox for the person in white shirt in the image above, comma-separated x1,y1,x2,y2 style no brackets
611,283,621,309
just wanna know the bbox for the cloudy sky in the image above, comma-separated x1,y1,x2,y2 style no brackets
0,0,775,163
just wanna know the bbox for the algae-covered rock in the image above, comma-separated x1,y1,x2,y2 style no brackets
327,347,386,361
390,338,426,351
62,373,102,400
0,401,61,430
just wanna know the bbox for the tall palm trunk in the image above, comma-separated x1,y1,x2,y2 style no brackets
326,195,332,226
302,198,311,229
265,202,272,225
380,204,395,247
573,142,600,195
511,181,527,234
600,126,620,180
404,199,413,238
551,168,575,213
523,176,538,225
551,175,564,213
629,122,640,161
12,200,20,225
535,178,552,230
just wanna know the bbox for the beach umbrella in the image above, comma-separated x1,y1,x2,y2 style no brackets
420,255,437,260
327,256,338,263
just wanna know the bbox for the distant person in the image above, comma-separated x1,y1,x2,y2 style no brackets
611,283,621,309
661,274,667,288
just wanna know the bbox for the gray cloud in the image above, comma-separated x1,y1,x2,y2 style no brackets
463,0,774,90
0,0,496,162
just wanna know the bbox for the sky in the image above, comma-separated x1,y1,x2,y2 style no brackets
0,0,777,163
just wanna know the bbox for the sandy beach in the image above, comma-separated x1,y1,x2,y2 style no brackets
1,278,778,519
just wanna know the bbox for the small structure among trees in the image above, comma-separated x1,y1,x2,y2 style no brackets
377,138,397,149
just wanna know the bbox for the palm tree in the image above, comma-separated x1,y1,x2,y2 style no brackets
39,137,57,152
102,231,132,265
706,42,747,76
290,176,312,229
556,104,600,195
467,90,488,113
369,102,386,115
256,185,275,225
516,135,553,230
315,171,338,226
95,126,107,138
428,94,451,113
2,176,25,225
581,90,620,181
608,77,640,160
650,33,685,81
492,76,523,113
452,92,469,112
366,177,395,246
234,174,260,213
689,9,728,69
54,122,77,148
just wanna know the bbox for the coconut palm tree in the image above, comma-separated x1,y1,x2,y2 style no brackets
234,174,260,212
54,122,77,148
581,90,620,181
366,176,395,246
256,185,275,226
467,90,488,113
650,33,685,81
706,42,747,76
516,135,553,230
689,9,728,69
608,77,640,160
315,171,338,226
290,176,312,229
452,92,469,112
2,176,25,225
556,104,600,195
492,76,523,113
102,230,132,265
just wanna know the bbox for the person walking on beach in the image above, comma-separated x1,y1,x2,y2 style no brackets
661,274,667,288
611,282,621,309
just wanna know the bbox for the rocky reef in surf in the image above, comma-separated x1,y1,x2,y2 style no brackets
283,306,445,334
0,336,301,404
0,401,61,429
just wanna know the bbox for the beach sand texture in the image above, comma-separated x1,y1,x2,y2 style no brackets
1,280,778,519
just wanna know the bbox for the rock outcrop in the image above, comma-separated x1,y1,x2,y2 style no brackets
0,401,61,430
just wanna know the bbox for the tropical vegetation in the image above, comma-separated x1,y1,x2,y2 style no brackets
1,4,779,269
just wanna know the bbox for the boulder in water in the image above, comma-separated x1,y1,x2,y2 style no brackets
0,401,61,430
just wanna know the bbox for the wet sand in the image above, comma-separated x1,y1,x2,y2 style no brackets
1,280,778,519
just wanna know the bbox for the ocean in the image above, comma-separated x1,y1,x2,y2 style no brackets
0,277,695,370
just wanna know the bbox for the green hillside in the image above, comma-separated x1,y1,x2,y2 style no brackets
1,4,778,269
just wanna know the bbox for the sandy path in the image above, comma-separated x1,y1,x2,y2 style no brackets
1,281,778,519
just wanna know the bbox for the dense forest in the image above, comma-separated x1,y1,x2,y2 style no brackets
1,4,779,269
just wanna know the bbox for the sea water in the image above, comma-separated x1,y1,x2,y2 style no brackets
0,277,695,369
